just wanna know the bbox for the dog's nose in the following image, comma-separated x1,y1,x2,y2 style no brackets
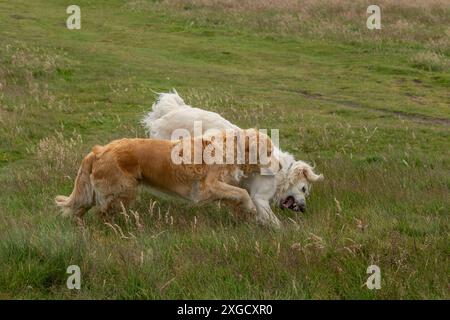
296,199,306,213
291,200,306,212
299,203,306,213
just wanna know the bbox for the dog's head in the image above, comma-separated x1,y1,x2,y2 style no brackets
174,128,273,167
279,161,323,213
242,128,273,163
201,128,274,167
235,129,275,174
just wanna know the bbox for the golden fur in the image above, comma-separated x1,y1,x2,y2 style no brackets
55,129,273,221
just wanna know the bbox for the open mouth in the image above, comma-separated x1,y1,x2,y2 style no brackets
281,196,305,212
281,196,295,209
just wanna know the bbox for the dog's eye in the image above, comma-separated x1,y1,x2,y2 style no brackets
301,187,306,193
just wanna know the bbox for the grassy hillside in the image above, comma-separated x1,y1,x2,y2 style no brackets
0,0,448,299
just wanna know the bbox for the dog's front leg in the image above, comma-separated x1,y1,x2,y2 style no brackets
244,174,281,228
253,197,281,228
207,181,257,214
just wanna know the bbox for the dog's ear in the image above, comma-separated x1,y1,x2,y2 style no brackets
202,130,227,162
178,141,184,158
201,138,212,150
174,140,188,160
259,131,272,158
289,163,324,184
236,129,252,159
243,129,255,154
302,167,324,182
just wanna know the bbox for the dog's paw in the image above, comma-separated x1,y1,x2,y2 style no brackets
256,215,281,229
244,201,257,215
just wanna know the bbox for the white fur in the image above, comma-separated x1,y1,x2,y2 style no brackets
142,90,323,227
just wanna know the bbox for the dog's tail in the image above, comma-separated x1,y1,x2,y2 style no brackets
55,151,97,217
142,89,190,134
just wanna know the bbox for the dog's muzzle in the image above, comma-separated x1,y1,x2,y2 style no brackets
281,196,306,213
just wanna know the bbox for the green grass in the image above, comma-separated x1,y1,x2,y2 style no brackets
0,0,448,299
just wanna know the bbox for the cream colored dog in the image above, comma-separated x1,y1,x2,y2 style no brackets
55,130,272,222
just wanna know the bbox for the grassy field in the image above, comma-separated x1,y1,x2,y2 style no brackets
0,0,449,299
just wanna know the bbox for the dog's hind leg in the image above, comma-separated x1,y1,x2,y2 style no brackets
98,179,138,222
97,194,115,223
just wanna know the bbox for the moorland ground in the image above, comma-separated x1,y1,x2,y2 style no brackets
0,0,449,299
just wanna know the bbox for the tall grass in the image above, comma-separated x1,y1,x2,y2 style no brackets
152,0,450,47
138,0,450,74
0,0,448,299
1,86,448,298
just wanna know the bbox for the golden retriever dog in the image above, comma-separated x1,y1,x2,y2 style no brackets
55,129,273,223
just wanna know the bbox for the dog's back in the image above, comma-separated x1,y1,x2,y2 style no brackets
142,90,190,137
142,91,239,139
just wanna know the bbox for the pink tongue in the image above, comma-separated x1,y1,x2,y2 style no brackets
283,197,294,208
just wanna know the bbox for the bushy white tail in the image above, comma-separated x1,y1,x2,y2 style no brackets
141,89,190,133
55,152,96,217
